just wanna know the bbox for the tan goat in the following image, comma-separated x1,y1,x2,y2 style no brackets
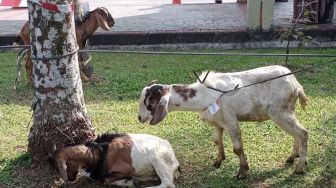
13,7,114,85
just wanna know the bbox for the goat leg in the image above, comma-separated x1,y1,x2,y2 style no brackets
212,126,226,168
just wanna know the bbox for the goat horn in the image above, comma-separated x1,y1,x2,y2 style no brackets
148,80,158,86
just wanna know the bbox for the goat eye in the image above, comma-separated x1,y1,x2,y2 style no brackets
147,105,153,111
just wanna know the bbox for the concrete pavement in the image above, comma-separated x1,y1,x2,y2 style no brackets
0,0,335,48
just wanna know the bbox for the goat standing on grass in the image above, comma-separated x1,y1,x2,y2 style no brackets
138,65,309,179
13,7,114,84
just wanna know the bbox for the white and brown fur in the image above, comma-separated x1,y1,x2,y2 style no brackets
13,7,114,84
51,133,180,188
138,65,309,179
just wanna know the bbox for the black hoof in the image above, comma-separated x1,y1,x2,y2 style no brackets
285,158,295,164
235,171,248,179
213,161,222,169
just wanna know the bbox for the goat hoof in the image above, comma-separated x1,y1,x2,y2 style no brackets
235,165,249,179
285,154,299,164
285,157,295,164
294,168,305,174
213,160,222,169
294,162,307,174
235,170,248,179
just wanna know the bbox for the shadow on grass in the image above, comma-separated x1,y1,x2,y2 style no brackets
199,161,291,188
0,152,162,188
247,116,336,188
0,153,32,188
0,152,108,188
294,115,335,188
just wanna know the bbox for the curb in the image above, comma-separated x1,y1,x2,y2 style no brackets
1,27,336,48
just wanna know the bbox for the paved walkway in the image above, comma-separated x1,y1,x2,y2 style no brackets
0,0,294,35
0,0,335,47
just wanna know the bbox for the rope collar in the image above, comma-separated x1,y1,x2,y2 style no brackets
193,70,239,99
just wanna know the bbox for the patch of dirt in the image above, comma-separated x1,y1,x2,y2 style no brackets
249,182,272,188
314,177,336,188
10,163,161,188
10,163,110,188
10,163,58,188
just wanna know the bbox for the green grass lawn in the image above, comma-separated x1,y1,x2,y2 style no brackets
0,48,335,188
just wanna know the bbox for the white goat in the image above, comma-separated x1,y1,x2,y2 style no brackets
138,65,308,179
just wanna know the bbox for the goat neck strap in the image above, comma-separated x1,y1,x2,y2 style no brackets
193,70,210,84
193,70,240,99
193,70,226,98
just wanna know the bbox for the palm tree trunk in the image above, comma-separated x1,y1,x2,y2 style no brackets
27,0,95,162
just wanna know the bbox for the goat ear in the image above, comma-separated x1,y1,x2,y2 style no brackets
150,94,169,125
96,12,110,31
50,144,57,157
148,80,158,86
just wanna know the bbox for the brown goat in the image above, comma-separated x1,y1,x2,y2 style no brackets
13,7,114,85
50,142,103,184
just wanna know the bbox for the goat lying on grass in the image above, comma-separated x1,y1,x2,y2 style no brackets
13,7,114,85
138,65,309,179
50,133,180,187
49,142,102,183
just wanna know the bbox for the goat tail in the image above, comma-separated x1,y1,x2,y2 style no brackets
295,79,308,111
291,74,308,111
299,89,308,111
12,35,23,46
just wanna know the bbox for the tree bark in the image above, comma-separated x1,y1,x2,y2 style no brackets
27,0,95,162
